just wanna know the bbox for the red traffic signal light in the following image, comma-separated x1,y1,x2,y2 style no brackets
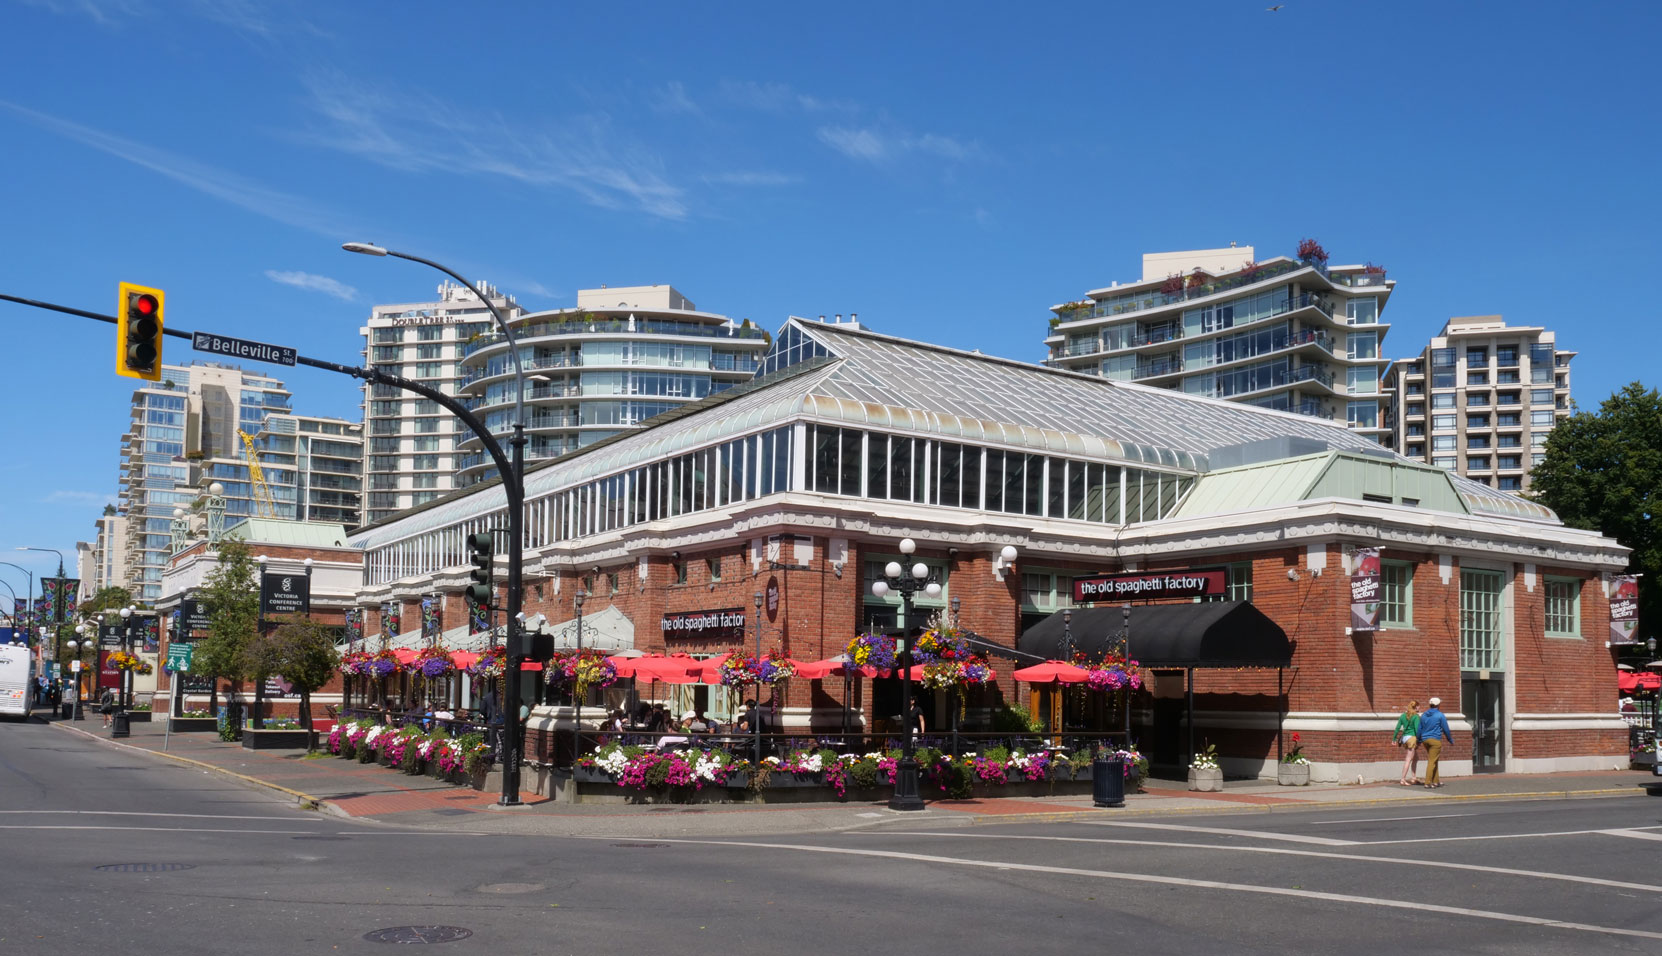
117,282,165,381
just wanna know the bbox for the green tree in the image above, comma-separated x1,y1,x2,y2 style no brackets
1530,381,1662,648
244,616,341,741
197,539,258,714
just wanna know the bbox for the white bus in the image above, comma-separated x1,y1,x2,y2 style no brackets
0,642,36,719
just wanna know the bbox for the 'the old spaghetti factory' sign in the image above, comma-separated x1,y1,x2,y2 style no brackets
1071,568,1226,603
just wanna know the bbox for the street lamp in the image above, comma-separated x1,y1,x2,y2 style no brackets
343,241,531,807
67,627,90,720
751,590,764,764
1648,637,1660,777
871,537,941,811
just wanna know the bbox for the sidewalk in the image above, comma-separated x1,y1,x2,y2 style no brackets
47,712,1659,838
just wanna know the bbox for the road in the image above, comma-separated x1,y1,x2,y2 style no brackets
3,717,1659,954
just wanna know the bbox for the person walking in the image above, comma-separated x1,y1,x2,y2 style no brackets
1418,697,1453,788
98,687,116,728
1393,700,1422,785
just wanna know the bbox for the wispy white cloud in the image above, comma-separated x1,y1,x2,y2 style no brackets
264,270,357,300
817,125,980,165
43,490,115,506
19,0,321,38
718,80,852,114
15,0,146,27
299,73,690,220
702,170,801,187
650,81,701,116
0,100,355,236
511,279,561,300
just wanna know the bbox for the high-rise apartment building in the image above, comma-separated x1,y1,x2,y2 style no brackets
1042,244,1394,440
244,413,364,525
451,284,769,487
76,510,127,603
360,281,521,524
1382,316,1573,493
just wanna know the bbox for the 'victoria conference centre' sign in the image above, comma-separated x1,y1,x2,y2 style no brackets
1072,568,1226,603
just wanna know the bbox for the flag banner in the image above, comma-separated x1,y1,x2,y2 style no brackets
381,602,400,637
1611,575,1641,645
345,608,363,643
467,593,490,635
421,596,440,642
1350,548,1382,633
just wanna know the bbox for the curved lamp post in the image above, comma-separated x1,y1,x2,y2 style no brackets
870,537,941,811
341,242,530,806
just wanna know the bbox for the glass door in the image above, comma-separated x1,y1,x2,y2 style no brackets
1461,676,1505,773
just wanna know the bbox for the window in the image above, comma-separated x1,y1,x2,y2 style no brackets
1432,456,1456,469
1381,561,1413,626
1544,577,1580,637
412,474,438,489
706,558,721,582
1407,444,1424,457
1466,346,1488,367
1496,392,1520,406
416,344,443,360
1431,392,1456,409
1459,569,1504,670
1467,371,1488,386
1431,348,1456,388
673,562,687,585
1468,435,1490,449
1432,436,1457,451
1467,414,1490,429
1530,388,1553,404
1432,415,1456,430
1497,412,1521,427
607,572,619,594
1347,401,1378,428
1467,393,1490,407
1532,430,1552,446
1348,332,1378,360
1467,456,1490,470
417,325,445,341
1497,345,1518,367
1346,366,1379,395
1407,403,1424,417
1497,476,1522,491
1531,410,1556,425
1346,297,1379,325
1497,370,1520,384
1498,455,1522,469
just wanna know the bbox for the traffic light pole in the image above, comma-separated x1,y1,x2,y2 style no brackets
0,291,529,805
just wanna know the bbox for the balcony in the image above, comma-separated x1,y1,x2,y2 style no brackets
1135,358,1183,378
461,317,767,358
1329,270,1389,287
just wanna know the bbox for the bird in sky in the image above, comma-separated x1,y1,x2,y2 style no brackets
1267,4,1283,10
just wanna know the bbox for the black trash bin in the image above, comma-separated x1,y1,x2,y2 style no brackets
1093,754,1126,808
111,710,130,738
61,702,73,720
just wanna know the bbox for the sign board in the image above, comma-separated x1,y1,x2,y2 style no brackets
260,571,312,617
192,331,296,366
166,644,193,673
263,675,293,698
1350,548,1382,633
178,598,213,636
97,650,119,689
70,660,82,673
1072,568,1227,603
98,623,125,647
661,607,747,642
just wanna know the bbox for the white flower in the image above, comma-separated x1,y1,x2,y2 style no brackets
797,753,823,772
764,756,781,765
596,749,629,775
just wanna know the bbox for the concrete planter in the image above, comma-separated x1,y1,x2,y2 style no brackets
167,717,219,734
1188,767,1223,792
241,728,316,750
1277,763,1310,786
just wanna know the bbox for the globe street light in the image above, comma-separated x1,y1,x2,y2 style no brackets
872,537,941,811
342,242,530,806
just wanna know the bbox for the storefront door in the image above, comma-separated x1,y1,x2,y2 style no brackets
1461,676,1505,773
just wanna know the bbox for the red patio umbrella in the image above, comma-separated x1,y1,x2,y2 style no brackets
613,653,701,684
793,657,848,680
392,648,418,664
695,653,733,684
1619,671,1661,693
451,651,479,670
1012,660,1089,684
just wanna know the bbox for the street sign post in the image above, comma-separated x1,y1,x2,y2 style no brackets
162,643,191,753
191,331,296,366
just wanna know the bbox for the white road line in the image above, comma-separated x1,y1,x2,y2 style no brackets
663,838,1662,941
0,825,318,834
866,830,1662,894
1308,813,1474,825
1357,825,1662,846
0,810,314,822
1598,829,1662,842
1086,821,1358,845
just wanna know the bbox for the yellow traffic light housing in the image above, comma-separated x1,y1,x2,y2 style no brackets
116,282,164,380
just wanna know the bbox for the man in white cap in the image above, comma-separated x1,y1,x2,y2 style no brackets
1419,697,1453,788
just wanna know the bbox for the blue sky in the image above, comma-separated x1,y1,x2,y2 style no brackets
1,0,1657,591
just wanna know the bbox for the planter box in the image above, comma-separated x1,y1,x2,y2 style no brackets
760,771,825,788
241,728,316,750
572,766,616,784
124,711,153,723
1188,767,1223,792
168,717,219,734
1277,763,1310,786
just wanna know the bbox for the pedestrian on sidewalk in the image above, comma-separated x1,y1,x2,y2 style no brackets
1419,697,1453,788
98,688,115,728
1394,699,1422,785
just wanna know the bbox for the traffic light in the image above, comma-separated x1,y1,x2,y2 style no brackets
466,531,495,606
116,282,165,381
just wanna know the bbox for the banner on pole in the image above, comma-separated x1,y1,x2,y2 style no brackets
1611,575,1641,645
1350,548,1383,633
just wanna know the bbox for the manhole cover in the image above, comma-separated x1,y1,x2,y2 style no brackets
363,926,473,945
95,863,197,873
610,842,669,849
478,882,543,894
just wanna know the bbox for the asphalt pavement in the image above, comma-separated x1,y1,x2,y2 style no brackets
8,709,1662,954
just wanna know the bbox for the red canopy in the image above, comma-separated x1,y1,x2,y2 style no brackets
452,651,479,669
1619,671,1661,693
793,657,849,680
392,648,418,664
695,653,732,685
613,653,701,684
1012,660,1089,684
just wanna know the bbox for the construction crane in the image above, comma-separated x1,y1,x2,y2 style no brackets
238,429,278,518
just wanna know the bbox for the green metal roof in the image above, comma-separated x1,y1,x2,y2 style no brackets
223,518,354,548
1171,451,1476,520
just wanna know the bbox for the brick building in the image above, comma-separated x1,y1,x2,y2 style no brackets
345,318,1629,783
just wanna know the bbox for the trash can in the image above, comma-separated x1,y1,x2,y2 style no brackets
1093,754,1126,808
61,702,73,720
111,710,130,738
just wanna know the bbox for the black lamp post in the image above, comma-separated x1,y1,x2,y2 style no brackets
751,590,764,765
110,606,134,737
572,589,586,766
1649,637,1659,776
870,536,941,812
67,625,92,720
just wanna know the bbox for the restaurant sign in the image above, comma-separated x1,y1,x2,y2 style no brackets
1350,548,1382,633
1610,575,1640,645
1072,568,1226,603
661,607,747,642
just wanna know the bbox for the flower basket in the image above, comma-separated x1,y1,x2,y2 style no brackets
546,649,617,696
718,652,794,687
844,632,897,672
407,646,456,678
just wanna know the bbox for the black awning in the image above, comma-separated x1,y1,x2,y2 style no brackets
1018,601,1291,669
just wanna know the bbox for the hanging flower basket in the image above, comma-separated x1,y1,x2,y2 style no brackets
547,649,617,696
845,632,897,671
107,650,144,672
912,627,973,665
408,646,456,678
718,652,795,686
918,658,995,690
366,649,401,678
467,647,506,679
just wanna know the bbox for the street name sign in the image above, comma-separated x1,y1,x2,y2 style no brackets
192,331,296,366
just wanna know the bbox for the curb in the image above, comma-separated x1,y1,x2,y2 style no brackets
50,719,341,816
